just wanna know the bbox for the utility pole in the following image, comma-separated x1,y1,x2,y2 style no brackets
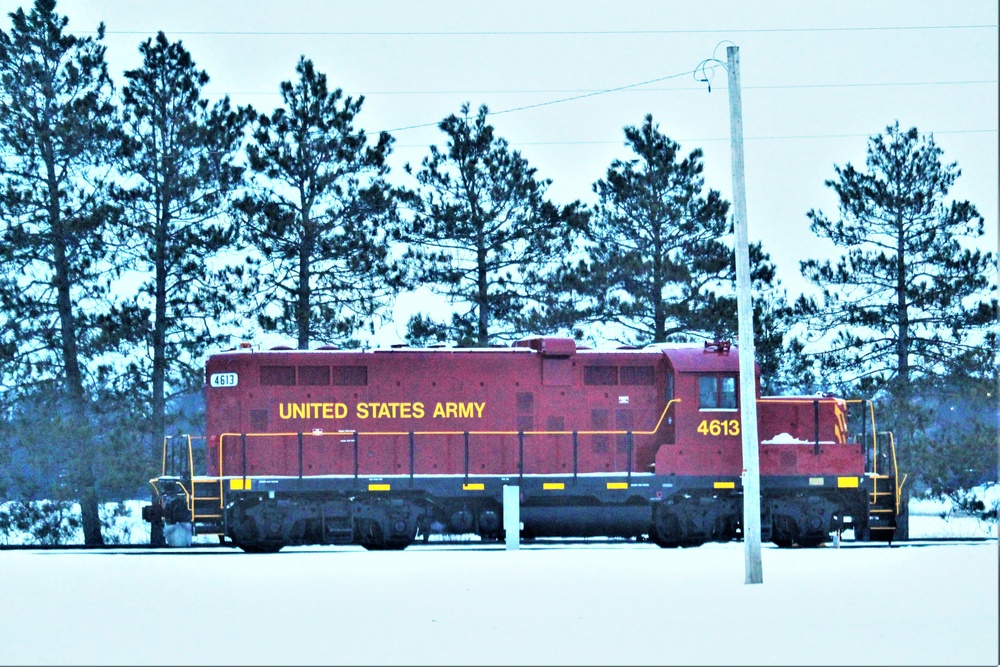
726,44,763,584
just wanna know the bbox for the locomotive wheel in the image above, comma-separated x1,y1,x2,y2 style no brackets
239,543,283,553
362,540,410,551
652,508,683,548
795,536,825,548
652,537,680,548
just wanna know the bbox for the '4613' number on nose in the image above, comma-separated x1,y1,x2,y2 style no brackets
697,419,740,436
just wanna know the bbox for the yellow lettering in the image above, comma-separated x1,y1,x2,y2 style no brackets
357,403,369,419
446,402,458,418
474,402,484,418
336,403,347,419
311,403,323,418
375,403,388,418
433,402,445,418
291,404,306,419
413,402,425,418
279,403,292,420
322,403,333,419
399,403,411,419
458,403,473,418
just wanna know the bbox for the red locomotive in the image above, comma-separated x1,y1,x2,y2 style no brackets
143,338,907,551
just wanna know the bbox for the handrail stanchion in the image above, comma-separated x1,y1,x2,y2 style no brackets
861,400,869,471
353,431,359,487
241,433,247,488
518,431,524,485
464,431,470,483
409,431,415,488
297,432,304,483
813,399,820,456
572,431,578,485
626,431,633,486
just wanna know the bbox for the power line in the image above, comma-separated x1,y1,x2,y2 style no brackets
96,24,998,36
201,80,998,97
383,69,697,133
390,129,999,149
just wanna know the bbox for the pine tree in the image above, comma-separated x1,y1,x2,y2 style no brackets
402,102,587,346
553,114,789,367
0,0,118,545
115,32,247,468
236,57,401,349
798,121,998,474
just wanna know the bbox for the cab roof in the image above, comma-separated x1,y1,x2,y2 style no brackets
651,343,744,373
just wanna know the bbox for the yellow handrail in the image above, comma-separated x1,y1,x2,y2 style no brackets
157,435,217,521
845,399,879,474
886,431,906,512
215,399,682,480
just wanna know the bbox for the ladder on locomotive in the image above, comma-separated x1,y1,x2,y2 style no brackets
161,435,224,536
865,430,908,543
848,400,908,543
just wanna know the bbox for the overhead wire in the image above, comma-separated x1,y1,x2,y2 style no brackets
86,22,998,140
389,129,999,149
96,24,998,36
383,69,698,133
200,80,999,97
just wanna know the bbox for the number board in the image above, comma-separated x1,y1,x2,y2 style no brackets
209,372,238,388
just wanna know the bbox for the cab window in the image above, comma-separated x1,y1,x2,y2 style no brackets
699,376,737,409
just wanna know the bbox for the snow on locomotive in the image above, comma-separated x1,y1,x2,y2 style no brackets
143,337,907,551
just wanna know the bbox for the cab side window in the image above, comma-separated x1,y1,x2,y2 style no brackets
699,375,737,409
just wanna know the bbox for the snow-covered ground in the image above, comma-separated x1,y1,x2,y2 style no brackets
0,539,996,666
0,486,997,666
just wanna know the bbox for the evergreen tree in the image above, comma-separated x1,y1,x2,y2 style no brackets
581,114,729,344
0,0,118,545
402,102,587,346
115,32,247,468
551,114,791,380
236,57,401,349
797,121,998,475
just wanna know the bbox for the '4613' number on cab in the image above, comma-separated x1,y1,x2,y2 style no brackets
697,419,740,436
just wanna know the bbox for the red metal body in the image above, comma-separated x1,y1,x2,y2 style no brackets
142,336,903,551
203,338,863,481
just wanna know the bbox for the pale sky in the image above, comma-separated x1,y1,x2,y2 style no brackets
15,0,1000,344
